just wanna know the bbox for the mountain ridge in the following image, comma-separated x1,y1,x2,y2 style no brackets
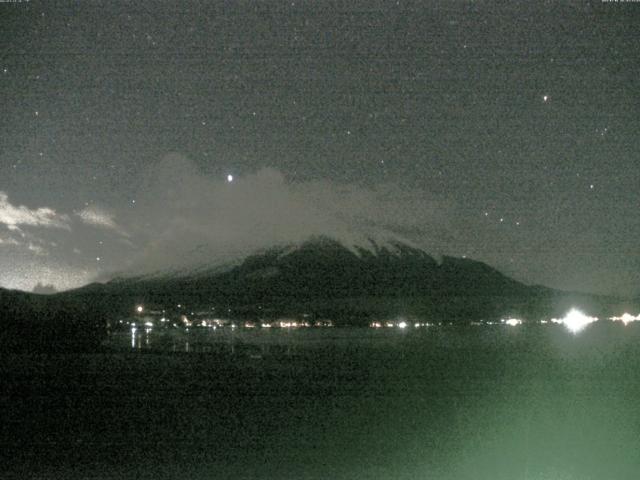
1,235,637,352
63,235,628,322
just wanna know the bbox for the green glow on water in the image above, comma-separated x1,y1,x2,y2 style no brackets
3,323,640,479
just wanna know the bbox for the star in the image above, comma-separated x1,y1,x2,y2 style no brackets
227,174,234,183
542,95,549,103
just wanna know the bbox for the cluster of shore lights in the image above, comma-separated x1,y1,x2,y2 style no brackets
551,308,599,333
502,318,523,327
503,310,599,333
369,321,431,329
132,304,639,334
610,313,640,325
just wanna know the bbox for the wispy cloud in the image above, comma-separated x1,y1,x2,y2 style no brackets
75,205,128,236
0,235,20,246
0,227,54,257
111,154,458,276
26,242,47,256
0,192,70,230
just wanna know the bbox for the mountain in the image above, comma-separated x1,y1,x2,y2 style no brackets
0,286,107,352
1,235,635,352
64,236,630,324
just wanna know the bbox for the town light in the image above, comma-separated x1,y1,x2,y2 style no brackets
503,318,522,327
561,308,597,333
610,313,640,325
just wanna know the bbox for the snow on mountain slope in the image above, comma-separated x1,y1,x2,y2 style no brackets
107,232,430,282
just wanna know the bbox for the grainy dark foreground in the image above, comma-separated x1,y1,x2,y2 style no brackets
3,324,640,479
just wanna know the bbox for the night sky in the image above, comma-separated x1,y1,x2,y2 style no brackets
1,1,639,295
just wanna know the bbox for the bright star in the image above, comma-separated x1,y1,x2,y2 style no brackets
227,174,234,183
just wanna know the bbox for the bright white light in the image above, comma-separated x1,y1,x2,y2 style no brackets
136,305,143,313
610,313,640,325
503,318,522,327
560,308,598,333
227,174,234,183
144,321,153,327
398,321,407,329
543,95,549,102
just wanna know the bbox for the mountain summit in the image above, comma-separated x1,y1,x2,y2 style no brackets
76,235,607,323
0,235,633,353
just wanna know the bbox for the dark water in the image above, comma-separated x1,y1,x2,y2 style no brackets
3,323,640,479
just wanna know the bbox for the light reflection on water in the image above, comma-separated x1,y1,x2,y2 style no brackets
103,322,640,479
117,321,640,356
121,324,420,354
9,322,640,480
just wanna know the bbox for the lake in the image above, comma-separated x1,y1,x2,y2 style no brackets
3,322,640,479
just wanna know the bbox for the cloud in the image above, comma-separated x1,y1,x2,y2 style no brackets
0,235,20,246
111,154,458,276
0,225,54,256
75,205,128,236
0,192,70,230
26,242,47,256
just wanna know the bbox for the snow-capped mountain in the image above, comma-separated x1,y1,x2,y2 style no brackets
108,234,523,293
0,235,635,353
64,235,621,324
